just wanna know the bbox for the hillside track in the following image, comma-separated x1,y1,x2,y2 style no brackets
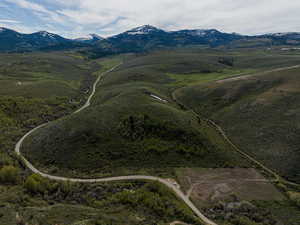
216,64,300,83
172,64,300,188
15,64,217,225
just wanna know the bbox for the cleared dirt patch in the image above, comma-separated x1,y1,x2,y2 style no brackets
176,168,285,207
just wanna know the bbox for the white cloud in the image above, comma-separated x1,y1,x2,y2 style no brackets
3,0,300,38
6,0,50,14
0,19,21,23
58,9,117,25
49,0,300,36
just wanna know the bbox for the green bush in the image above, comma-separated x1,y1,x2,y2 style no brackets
60,180,74,194
24,174,56,194
0,165,19,184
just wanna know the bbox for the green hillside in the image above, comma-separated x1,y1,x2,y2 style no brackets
21,48,300,181
175,66,300,184
0,51,206,225
16,48,300,225
22,49,249,178
0,52,100,100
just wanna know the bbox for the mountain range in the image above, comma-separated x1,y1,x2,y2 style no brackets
1,25,300,54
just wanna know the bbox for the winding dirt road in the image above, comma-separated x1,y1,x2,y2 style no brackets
15,64,217,225
18,63,299,224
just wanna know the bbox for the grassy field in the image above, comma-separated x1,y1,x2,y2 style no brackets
0,52,99,99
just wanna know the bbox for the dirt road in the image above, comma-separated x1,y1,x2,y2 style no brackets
15,64,217,225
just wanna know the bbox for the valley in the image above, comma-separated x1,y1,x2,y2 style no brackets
1,46,300,225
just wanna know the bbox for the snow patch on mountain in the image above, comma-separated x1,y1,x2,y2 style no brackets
37,31,56,39
192,30,210,36
128,31,147,35
188,29,218,36
171,29,220,37
90,34,103,40
127,25,160,35
75,34,103,41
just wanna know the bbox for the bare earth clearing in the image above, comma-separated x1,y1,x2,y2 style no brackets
177,168,284,207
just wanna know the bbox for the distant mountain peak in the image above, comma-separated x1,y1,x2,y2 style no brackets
34,31,58,39
74,33,103,42
134,25,158,30
90,33,103,40
126,25,163,35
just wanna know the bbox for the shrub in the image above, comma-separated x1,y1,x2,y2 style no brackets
60,180,74,194
109,182,196,223
0,165,19,184
24,174,56,194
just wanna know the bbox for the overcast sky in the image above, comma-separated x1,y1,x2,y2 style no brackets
1,0,300,38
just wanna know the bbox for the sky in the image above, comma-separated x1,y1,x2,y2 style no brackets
0,0,300,38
